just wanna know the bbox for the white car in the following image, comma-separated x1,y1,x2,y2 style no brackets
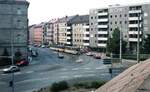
3,66,20,73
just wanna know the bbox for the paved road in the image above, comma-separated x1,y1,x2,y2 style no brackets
0,47,113,92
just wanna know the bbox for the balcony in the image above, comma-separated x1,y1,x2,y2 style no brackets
83,26,89,28
83,37,90,40
67,32,71,34
129,24,142,28
67,37,71,39
129,17,141,21
97,19,108,22
84,32,90,34
83,43,90,46
98,31,108,34
129,10,141,13
98,37,108,40
97,12,108,16
129,38,142,42
67,26,71,29
97,25,108,28
129,31,142,34
97,43,107,47
66,42,71,44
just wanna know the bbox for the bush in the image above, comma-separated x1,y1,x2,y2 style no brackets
91,81,106,88
73,82,90,89
50,81,69,92
73,81,107,89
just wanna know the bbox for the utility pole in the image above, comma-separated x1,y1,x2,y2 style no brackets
10,3,14,92
137,12,140,63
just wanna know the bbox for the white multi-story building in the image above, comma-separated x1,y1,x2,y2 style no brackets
89,3,150,52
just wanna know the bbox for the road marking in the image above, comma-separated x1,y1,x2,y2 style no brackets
84,70,95,73
15,72,21,75
86,74,96,77
26,71,34,74
72,68,79,71
60,76,69,79
83,68,91,70
1,73,8,76
61,68,68,71
16,77,50,84
96,66,106,70
74,75,83,78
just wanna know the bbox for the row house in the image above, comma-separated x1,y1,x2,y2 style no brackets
71,15,89,48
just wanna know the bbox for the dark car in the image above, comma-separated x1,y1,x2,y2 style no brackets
16,60,29,66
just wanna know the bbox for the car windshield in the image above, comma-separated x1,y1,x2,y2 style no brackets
0,0,150,92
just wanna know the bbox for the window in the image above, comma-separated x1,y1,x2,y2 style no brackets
91,28,93,31
120,14,122,17
110,28,112,31
125,21,127,24
91,23,93,25
91,17,93,19
110,15,112,18
95,17,97,19
17,8,22,15
86,28,89,31
124,14,127,17
95,34,97,37
120,21,122,24
115,15,117,18
115,21,117,24
110,22,112,25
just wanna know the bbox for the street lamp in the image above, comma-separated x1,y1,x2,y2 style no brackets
137,11,142,63
120,25,122,64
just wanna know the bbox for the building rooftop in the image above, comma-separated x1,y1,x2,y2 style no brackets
70,15,89,24
96,59,150,92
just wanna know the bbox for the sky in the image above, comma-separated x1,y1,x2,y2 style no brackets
27,0,150,25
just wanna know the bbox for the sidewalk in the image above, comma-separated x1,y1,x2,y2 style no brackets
96,58,150,92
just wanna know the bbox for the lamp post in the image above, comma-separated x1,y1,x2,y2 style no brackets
137,12,142,63
120,25,122,64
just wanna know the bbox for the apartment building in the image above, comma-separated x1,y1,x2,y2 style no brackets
0,0,29,59
29,25,35,45
71,15,89,48
43,22,54,45
32,24,44,45
89,3,150,52
53,20,59,45
57,15,78,46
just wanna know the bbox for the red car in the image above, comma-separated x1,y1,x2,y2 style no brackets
16,60,29,66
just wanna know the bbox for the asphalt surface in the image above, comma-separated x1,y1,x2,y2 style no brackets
0,47,114,92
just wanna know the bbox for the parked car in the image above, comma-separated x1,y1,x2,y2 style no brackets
3,66,20,73
16,60,29,66
93,53,101,59
41,45,45,48
86,52,93,56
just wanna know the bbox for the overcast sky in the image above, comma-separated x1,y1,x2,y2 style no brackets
27,0,150,25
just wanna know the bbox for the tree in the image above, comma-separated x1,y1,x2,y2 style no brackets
107,28,127,55
14,49,22,63
142,35,150,54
